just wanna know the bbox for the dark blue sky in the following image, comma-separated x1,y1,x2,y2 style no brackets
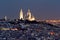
0,0,60,20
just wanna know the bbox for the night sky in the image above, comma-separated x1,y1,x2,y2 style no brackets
0,0,60,20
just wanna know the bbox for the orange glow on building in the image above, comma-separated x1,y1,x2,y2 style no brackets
50,31,55,35
46,20,60,23
11,28,18,31
27,9,35,21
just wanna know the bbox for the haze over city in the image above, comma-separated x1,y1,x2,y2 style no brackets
0,0,60,20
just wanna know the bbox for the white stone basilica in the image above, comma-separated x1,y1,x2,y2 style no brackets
19,9,35,21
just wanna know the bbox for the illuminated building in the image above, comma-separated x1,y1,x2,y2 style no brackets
19,9,35,21
27,9,31,20
26,9,35,21
45,20,60,25
4,16,7,20
19,9,24,20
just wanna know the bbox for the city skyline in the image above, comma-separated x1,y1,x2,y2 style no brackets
0,0,60,20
